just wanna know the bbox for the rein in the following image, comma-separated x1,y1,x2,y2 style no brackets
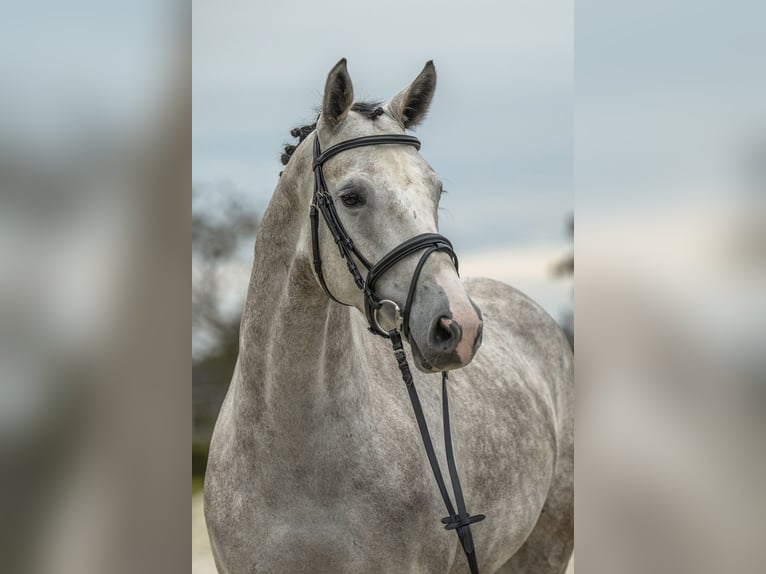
310,132,485,573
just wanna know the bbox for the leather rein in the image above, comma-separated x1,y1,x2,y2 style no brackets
310,132,485,573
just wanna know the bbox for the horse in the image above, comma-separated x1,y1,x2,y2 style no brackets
204,59,573,574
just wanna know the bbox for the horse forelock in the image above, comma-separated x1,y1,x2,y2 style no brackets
279,101,384,169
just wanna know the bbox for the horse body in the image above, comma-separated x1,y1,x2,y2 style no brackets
205,60,573,574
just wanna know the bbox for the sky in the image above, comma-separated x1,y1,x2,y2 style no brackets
193,0,574,318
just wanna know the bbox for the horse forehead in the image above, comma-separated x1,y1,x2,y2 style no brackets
321,110,398,143
327,144,435,183
365,149,434,183
345,109,401,134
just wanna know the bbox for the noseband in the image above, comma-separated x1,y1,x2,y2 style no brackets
310,132,485,574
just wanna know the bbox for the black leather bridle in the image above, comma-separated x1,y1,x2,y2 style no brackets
310,132,485,573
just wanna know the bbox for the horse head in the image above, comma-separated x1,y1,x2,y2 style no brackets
307,59,483,372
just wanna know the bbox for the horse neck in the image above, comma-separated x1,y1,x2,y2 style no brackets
235,138,369,427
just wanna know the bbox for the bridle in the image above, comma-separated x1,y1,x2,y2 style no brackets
310,131,486,573
311,133,458,338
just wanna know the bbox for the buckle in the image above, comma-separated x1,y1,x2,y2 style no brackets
372,299,403,334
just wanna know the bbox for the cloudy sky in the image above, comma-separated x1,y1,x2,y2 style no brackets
193,0,573,317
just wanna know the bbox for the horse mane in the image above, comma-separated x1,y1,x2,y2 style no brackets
280,101,384,168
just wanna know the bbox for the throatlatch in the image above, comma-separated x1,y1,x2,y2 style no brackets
311,132,485,573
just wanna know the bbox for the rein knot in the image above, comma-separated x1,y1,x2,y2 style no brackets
441,513,486,531
442,513,485,556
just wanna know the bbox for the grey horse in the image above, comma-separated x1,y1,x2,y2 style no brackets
204,59,573,574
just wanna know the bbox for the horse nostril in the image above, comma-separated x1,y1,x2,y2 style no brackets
435,317,453,343
430,316,462,352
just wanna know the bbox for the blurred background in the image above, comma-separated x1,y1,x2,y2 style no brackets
576,1,766,572
1,2,189,573
192,2,573,570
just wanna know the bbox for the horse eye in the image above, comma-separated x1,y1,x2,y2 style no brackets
340,192,363,207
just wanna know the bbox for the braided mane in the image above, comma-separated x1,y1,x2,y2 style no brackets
280,101,384,169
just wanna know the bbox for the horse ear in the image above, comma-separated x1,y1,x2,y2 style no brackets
388,61,437,129
322,58,354,128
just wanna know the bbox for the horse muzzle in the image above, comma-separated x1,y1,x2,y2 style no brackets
410,301,484,372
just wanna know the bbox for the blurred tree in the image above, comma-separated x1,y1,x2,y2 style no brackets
192,184,259,474
192,185,259,351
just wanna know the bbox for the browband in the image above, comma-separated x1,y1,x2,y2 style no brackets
314,134,421,169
